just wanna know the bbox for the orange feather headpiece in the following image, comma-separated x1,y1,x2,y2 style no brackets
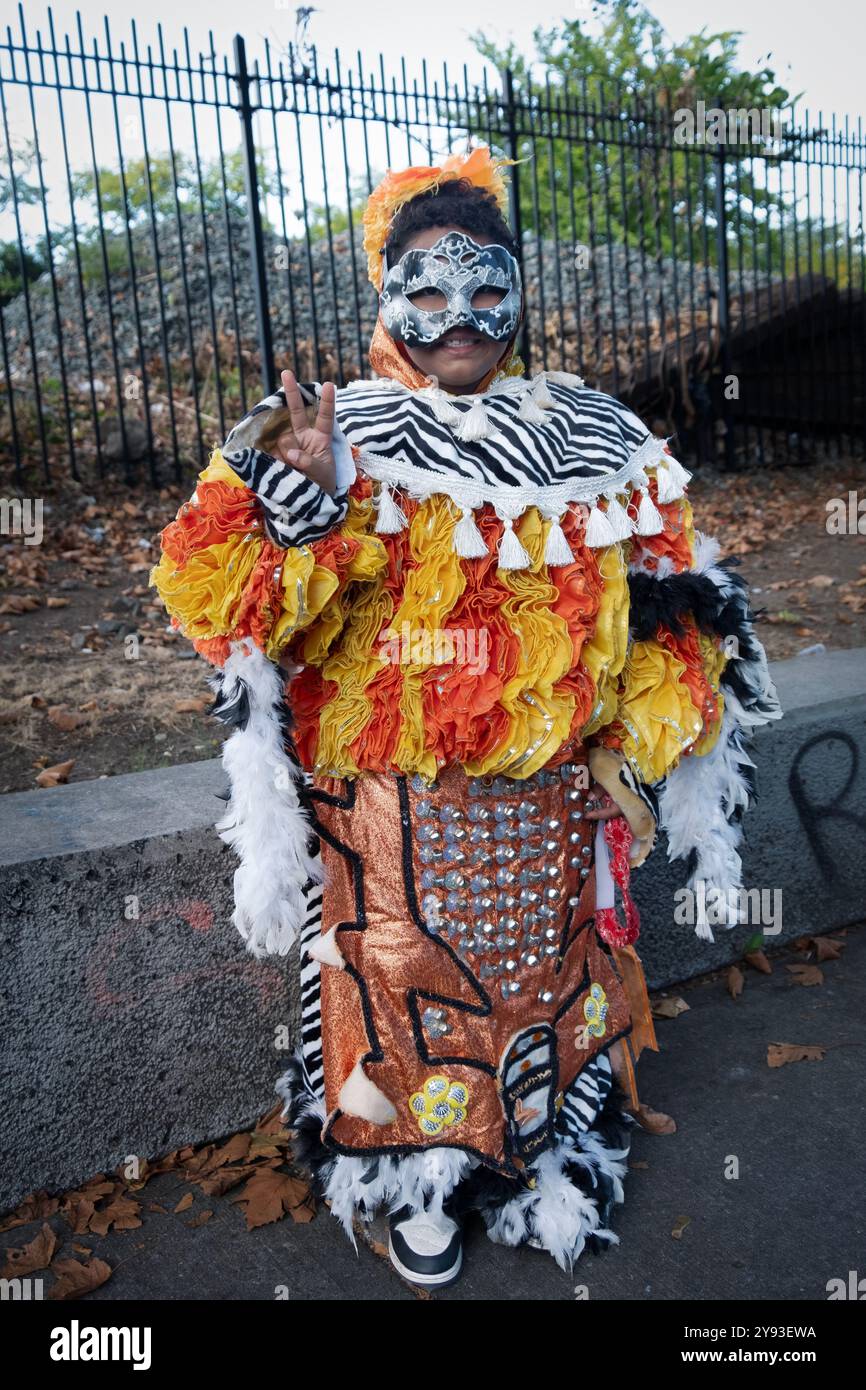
362,143,517,292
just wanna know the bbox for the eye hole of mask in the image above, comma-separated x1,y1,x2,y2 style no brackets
406,286,507,311
471,286,507,307
407,288,448,309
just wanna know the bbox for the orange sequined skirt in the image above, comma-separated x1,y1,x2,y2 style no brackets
305,754,637,1175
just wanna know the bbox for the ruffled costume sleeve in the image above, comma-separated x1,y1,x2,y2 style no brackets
149,383,379,959
586,443,782,938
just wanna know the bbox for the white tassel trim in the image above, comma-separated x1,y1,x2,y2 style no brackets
494,499,532,569
528,376,557,409
452,499,489,558
602,490,633,540
584,502,618,548
540,505,577,566
354,430,690,557
633,474,665,536
517,389,548,424
455,395,495,441
374,481,408,534
418,384,463,426
542,369,586,388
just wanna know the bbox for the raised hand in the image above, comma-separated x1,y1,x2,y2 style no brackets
262,368,337,497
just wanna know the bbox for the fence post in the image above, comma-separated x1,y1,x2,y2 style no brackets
234,34,274,396
713,108,736,468
501,67,530,371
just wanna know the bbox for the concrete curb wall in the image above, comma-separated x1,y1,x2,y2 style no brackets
2,648,864,1213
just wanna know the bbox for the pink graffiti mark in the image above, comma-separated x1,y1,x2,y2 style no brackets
85,898,286,1016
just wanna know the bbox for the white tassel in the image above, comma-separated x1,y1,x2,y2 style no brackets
543,369,585,388
602,491,633,540
495,510,532,569
421,386,463,426
455,396,494,441
635,489,664,535
530,376,557,408
584,502,617,548
654,462,680,504
542,511,576,566
665,453,692,492
374,481,408,534
518,389,548,424
453,503,489,559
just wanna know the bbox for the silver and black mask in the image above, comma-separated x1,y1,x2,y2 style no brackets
379,229,522,346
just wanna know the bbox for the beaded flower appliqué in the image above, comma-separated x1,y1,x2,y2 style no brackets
408,1075,470,1136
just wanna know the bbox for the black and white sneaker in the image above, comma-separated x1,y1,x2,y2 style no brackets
387,1197,463,1288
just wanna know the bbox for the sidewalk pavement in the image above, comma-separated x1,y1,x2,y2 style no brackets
6,925,863,1302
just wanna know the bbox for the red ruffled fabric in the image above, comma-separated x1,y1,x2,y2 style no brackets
160,479,260,567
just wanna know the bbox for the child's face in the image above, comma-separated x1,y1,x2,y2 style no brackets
397,223,518,391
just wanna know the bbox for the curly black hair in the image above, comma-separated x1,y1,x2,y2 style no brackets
382,176,519,266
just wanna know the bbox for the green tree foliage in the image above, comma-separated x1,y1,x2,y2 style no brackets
472,0,853,280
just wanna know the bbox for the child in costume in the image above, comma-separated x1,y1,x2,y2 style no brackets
151,146,781,1288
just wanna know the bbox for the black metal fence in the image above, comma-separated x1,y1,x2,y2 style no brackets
1,4,864,488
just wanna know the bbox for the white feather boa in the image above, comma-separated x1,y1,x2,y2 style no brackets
214,639,324,958
483,1127,631,1272
657,531,783,939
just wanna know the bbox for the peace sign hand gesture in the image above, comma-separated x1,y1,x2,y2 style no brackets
261,368,338,497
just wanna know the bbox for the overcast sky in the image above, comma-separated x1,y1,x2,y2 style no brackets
3,1,862,244
16,0,862,124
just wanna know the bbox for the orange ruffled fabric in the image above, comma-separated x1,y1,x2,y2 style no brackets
151,446,728,788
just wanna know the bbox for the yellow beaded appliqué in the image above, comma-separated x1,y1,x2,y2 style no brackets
408,1075,470,1136
583,983,609,1038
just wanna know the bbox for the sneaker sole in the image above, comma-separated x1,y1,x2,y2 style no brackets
387,1233,464,1289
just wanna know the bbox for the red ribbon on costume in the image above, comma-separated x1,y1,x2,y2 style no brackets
594,814,641,948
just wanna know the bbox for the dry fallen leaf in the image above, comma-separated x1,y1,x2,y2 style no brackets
185,1210,213,1229
47,704,86,731
671,1215,691,1240
173,1192,194,1214
744,949,772,975
785,963,824,987
45,596,71,608
174,697,209,713
812,936,845,962
0,1223,58,1278
195,1165,258,1199
0,1192,60,1233
651,996,690,1019
726,965,745,998
767,1043,827,1068
0,594,41,614
630,1102,677,1134
88,1195,142,1236
60,1197,96,1235
248,1130,290,1159
230,1168,315,1230
35,759,75,788
48,1255,112,1300
196,1133,252,1174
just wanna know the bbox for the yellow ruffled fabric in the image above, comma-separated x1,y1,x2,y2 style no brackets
150,452,374,660
152,532,262,640
465,506,574,779
151,453,731,788
580,545,630,737
614,638,706,783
